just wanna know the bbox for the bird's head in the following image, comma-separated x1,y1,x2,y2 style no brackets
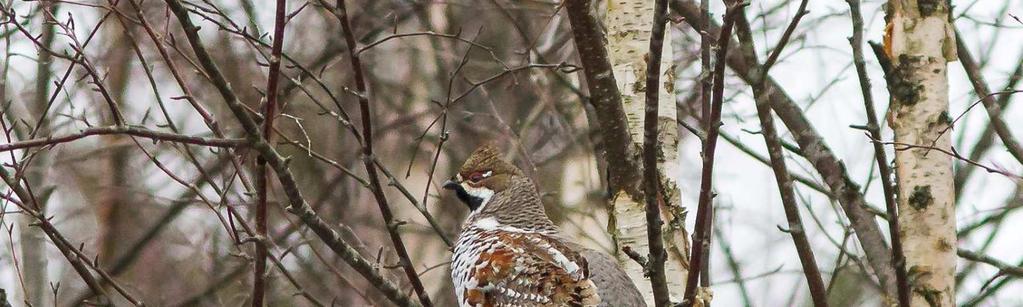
444,144,523,211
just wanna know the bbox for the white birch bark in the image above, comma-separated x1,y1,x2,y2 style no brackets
886,0,957,305
604,1,689,304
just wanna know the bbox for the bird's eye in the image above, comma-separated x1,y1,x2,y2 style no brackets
468,170,492,182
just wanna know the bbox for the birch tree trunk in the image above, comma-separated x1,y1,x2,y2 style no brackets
885,0,957,305
604,1,689,304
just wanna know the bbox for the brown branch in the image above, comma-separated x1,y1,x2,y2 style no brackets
958,249,1023,278
564,0,641,194
23,2,109,142
682,3,741,306
274,113,455,247
730,2,827,306
844,0,910,305
162,1,420,305
416,30,476,254
61,4,254,302
327,1,433,306
22,5,127,127
622,245,650,268
670,0,898,298
759,0,808,74
643,0,671,305
252,0,288,305
0,126,249,152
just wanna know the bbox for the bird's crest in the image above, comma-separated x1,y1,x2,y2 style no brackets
456,143,522,180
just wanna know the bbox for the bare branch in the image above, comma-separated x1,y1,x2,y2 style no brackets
0,126,248,152
670,0,898,298
958,249,1023,278
641,0,672,304
323,0,433,305
730,2,827,305
161,1,420,305
682,3,742,306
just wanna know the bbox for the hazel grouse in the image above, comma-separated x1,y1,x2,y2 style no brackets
444,144,645,307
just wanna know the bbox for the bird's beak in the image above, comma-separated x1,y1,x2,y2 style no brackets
443,178,460,190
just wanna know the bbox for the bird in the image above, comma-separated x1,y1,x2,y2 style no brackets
444,144,645,307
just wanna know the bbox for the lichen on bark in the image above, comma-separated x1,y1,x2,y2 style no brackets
908,185,933,210
891,55,926,106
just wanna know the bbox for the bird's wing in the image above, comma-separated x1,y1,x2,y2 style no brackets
464,231,600,307
575,247,646,307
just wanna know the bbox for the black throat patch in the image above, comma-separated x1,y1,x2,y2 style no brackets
451,185,485,211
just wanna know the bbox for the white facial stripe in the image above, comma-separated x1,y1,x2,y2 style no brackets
482,170,493,178
462,184,494,213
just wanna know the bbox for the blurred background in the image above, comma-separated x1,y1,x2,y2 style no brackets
0,0,1020,306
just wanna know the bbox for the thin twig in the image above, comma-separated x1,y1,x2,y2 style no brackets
126,0,255,195
682,3,742,306
954,29,1023,166
713,224,753,307
958,248,1023,277
670,0,897,297
875,139,1021,180
162,1,420,305
954,46,1023,196
326,1,433,306
356,31,508,68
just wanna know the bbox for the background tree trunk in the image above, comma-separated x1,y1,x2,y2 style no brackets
96,10,137,265
886,0,958,305
18,3,58,305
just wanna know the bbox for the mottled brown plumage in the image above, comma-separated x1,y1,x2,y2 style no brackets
445,144,644,307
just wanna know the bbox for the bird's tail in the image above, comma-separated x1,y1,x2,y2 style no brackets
573,279,601,307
